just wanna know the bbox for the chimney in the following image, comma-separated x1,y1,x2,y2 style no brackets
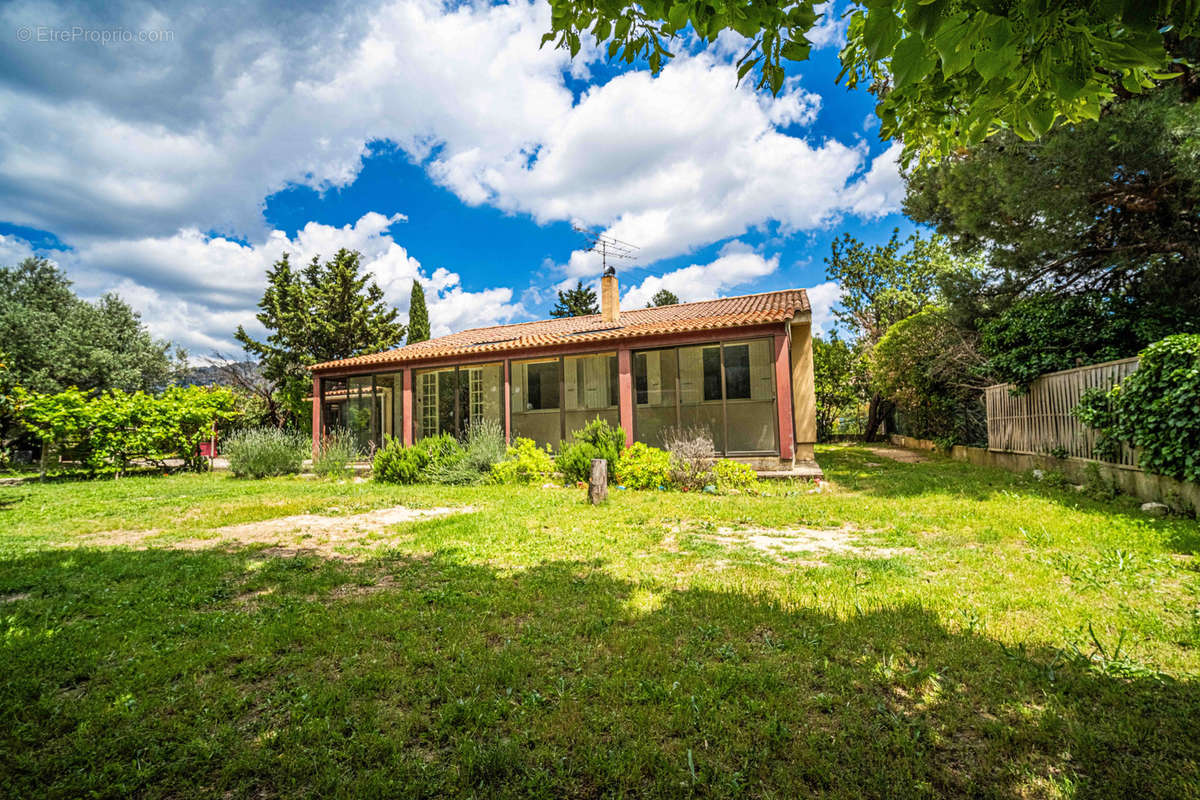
600,266,620,324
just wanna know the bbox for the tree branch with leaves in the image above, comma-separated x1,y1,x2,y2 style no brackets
542,0,1196,161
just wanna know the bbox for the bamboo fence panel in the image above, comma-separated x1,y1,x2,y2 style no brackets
984,357,1140,466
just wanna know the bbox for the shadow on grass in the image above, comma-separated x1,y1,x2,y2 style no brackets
1,546,1197,799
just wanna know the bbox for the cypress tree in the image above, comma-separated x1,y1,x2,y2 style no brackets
407,280,431,344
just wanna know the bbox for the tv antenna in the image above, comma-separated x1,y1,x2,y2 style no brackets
573,226,639,276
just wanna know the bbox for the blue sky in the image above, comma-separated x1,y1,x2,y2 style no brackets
0,0,912,355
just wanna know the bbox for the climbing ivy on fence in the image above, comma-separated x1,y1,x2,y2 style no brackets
1073,334,1200,482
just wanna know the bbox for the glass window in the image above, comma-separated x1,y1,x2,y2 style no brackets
633,348,677,449
634,337,779,455
415,363,503,440
565,352,619,436
461,363,503,433
702,346,722,401
724,338,777,453
321,378,348,432
346,376,375,453
679,344,724,452
373,373,401,443
415,367,455,439
525,361,559,410
723,344,752,400
319,372,402,455
511,358,562,449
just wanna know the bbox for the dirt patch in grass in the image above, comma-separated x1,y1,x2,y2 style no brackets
77,506,471,558
0,592,30,603
866,446,928,463
701,525,912,564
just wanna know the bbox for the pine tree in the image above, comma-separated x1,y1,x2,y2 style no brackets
235,248,405,423
550,280,599,318
407,280,431,344
648,289,679,307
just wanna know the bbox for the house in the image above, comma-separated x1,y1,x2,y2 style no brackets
310,271,820,474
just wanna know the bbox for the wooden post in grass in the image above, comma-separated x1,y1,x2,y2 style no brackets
589,459,608,504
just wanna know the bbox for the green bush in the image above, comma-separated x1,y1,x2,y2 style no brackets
1073,334,1200,482
312,428,357,479
712,459,759,492
372,436,427,484
556,418,625,483
492,437,555,484
616,442,672,490
426,421,505,485
372,425,504,486
554,441,601,484
16,385,238,475
417,432,463,471
223,427,307,478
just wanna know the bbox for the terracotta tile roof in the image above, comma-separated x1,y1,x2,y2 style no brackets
312,289,810,372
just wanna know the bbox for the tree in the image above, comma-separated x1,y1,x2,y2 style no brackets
812,335,867,441
542,0,1197,160
904,86,1200,384
205,355,289,429
235,249,405,424
0,258,176,395
872,309,987,445
407,280,431,344
550,280,599,318
824,230,960,439
648,289,679,307
906,87,1200,310
978,292,1193,388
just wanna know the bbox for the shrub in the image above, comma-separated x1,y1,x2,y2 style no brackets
713,459,758,492
555,440,602,484
372,436,427,484
312,428,357,479
1073,334,1200,482
16,385,238,476
426,420,505,485
223,427,307,478
663,427,716,490
616,442,672,490
492,437,555,485
556,418,624,483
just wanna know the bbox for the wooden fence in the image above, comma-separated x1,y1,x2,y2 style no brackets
984,357,1140,467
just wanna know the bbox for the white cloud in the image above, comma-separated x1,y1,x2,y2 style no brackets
55,213,525,355
3,0,900,255
841,142,906,218
0,0,582,243
804,280,842,336
0,0,904,355
433,53,881,274
0,234,36,266
807,2,851,50
620,241,779,308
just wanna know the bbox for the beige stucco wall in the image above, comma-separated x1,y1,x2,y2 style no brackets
789,316,817,462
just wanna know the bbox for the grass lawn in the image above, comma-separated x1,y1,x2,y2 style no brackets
1,445,1198,798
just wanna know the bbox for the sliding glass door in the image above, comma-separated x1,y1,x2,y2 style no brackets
414,362,503,440
319,371,403,455
633,337,778,455
510,357,562,449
